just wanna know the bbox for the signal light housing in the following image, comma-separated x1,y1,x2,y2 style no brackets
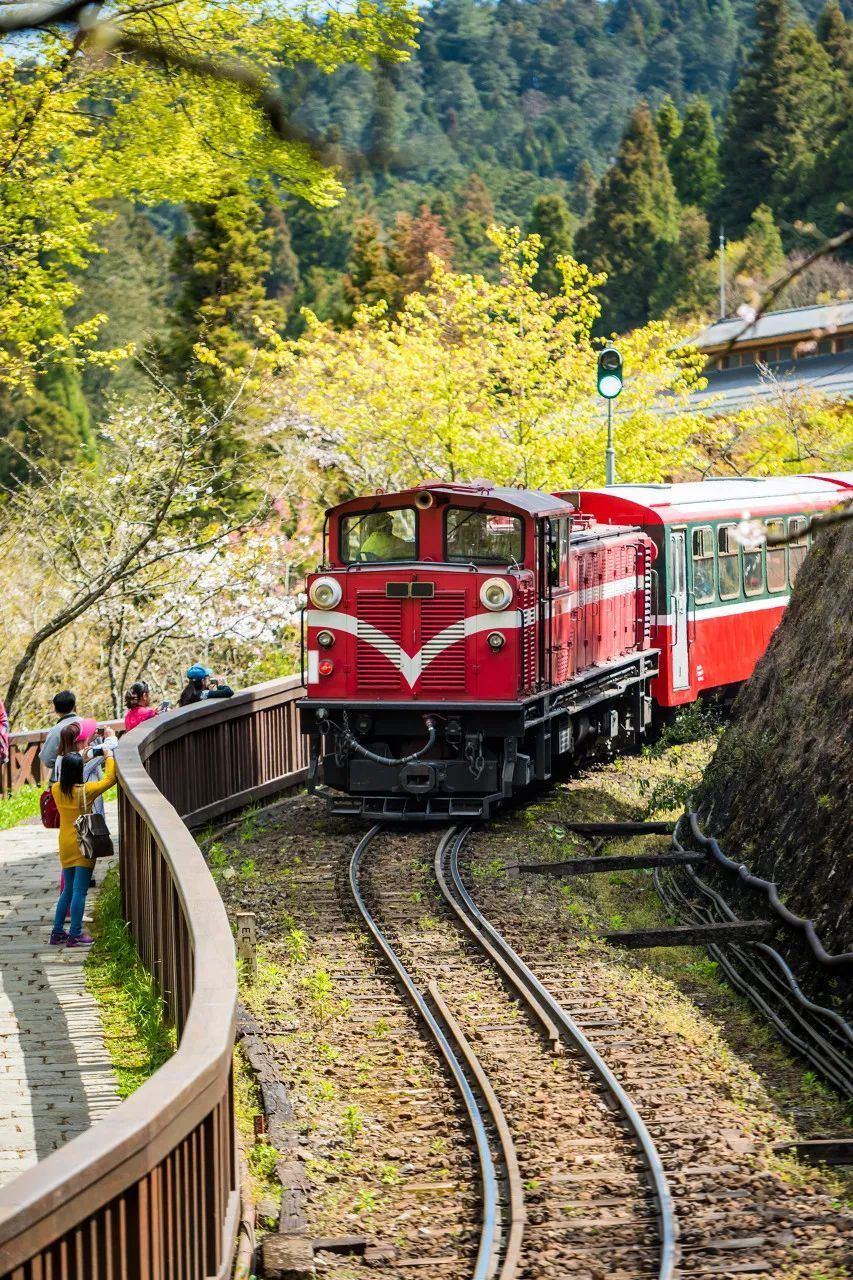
487,631,506,650
317,658,335,677
597,346,623,399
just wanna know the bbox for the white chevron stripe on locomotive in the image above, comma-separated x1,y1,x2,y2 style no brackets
308,571,641,689
308,608,519,688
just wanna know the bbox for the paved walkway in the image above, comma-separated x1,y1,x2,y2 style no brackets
0,801,121,1186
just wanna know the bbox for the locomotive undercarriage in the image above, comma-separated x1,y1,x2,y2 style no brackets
300,650,659,820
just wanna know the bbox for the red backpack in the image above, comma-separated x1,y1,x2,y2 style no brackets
40,786,60,829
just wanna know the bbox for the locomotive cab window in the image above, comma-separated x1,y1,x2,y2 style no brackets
341,507,418,563
691,526,715,602
446,508,524,563
718,524,740,599
788,516,809,583
765,519,786,592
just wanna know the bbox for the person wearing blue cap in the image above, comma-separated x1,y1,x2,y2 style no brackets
178,663,235,707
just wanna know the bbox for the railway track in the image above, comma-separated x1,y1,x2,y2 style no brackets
351,823,677,1279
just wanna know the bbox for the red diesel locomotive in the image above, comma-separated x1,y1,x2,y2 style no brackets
299,473,851,818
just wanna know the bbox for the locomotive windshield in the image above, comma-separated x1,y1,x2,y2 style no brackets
446,507,523,563
341,507,418,562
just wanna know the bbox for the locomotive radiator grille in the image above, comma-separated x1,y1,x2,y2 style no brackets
418,592,466,691
356,592,403,690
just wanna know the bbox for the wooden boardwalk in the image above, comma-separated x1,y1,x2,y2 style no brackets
0,802,120,1186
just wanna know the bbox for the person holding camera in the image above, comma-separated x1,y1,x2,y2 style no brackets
178,663,234,707
124,680,171,731
49,744,116,948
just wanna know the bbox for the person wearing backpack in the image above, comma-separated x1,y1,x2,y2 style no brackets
39,691,83,774
49,746,116,948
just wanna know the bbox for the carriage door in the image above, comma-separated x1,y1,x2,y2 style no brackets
670,530,690,690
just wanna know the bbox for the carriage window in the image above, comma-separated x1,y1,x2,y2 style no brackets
718,525,740,599
765,519,786,592
548,518,569,587
446,508,524,563
691,526,715,603
742,544,764,596
788,516,809,583
341,507,418,563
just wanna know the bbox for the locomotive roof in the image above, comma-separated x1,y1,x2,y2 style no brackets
333,484,575,518
566,473,853,523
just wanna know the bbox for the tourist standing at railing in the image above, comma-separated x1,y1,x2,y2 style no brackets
178,663,234,707
39,691,83,774
49,747,116,948
124,680,171,731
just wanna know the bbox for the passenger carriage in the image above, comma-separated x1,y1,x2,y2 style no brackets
570,474,853,708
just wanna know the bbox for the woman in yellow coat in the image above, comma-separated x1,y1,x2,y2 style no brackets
49,747,116,948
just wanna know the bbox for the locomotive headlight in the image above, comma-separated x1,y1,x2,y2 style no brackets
480,577,513,611
309,577,342,610
316,630,335,648
487,631,505,650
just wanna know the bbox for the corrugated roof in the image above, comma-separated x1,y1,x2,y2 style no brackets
692,300,853,350
689,352,853,413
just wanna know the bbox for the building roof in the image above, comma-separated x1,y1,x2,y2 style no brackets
691,301,853,351
690,352,853,413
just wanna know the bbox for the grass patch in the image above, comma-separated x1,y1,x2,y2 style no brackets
0,785,42,831
85,866,176,1098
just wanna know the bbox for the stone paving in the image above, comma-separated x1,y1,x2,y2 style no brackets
0,801,121,1186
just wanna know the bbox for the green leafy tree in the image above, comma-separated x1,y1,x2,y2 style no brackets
162,189,286,414
669,97,720,213
576,103,680,332
528,195,575,296
717,0,839,235
740,205,786,280
816,0,853,75
0,0,418,392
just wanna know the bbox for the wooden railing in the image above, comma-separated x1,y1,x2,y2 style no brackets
0,676,308,1280
1,720,125,797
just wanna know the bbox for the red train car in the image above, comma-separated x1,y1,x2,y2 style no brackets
568,474,853,709
300,482,657,817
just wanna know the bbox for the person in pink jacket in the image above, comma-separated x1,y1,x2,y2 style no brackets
123,681,164,731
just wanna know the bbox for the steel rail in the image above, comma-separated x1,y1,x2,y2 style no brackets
654,862,853,1094
438,828,678,1280
349,826,518,1280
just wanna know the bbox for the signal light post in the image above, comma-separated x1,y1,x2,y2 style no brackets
597,344,623,486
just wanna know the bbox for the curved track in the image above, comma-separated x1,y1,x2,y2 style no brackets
351,823,678,1280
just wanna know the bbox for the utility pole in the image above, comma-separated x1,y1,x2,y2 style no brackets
719,227,726,320
596,345,623,486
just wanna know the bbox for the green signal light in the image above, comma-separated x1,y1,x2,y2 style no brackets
597,347,623,399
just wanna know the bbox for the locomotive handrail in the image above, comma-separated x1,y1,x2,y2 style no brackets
0,676,308,1280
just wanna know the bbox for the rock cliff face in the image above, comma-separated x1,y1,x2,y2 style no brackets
696,520,853,955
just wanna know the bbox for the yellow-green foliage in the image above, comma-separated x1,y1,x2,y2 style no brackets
0,0,418,390
275,226,850,490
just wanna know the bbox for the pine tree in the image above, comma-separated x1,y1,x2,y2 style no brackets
650,207,717,320
452,174,497,271
816,0,853,74
717,0,838,236
669,97,720,213
163,189,285,410
570,160,597,222
654,96,682,154
575,102,680,333
739,204,786,280
342,216,397,313
528,194,574,296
